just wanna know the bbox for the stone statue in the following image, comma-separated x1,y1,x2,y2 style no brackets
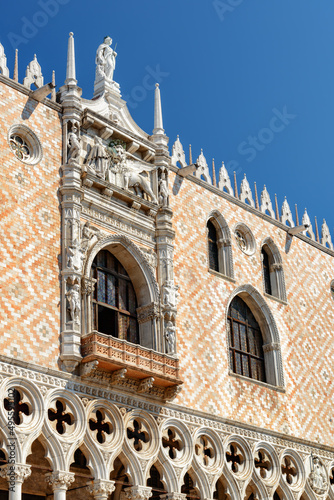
158,171,169,207
86,136,110,179
163,281,178,308
66,244,84,271
309,456,328,495
81,221,101,253
66,283,81,323
95,36,117,82
67,125,81,164
164,321,176,355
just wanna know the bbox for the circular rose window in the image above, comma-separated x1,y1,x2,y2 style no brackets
234,223,256,255
8,124,43,165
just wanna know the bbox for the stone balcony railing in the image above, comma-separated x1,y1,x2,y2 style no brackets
81,331,182,388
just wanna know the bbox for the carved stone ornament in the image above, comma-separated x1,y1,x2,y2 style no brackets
164,385,182,400
45,471,75,490
160,494,187,500
171,136,187,168
164,321,176,355
321,219,333,249
158,170,169,207
86,136,110,179
195,149,212,184
0,42,9,77
81,221,102,254
81,276,97,296
87,479,116,496
95,36,117,82
218,162,233,195
141,248,158,269
308,456,328,495
0,463,31,483
138,377,155,393
124,485,153,500
260,185,275,218
281,197,294,227
162,281,179,308
67,122,81,165
239,174,255,207
302,209,315,240
136,302,159,324
23,54,43,88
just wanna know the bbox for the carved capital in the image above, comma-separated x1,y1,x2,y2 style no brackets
45,471,75,491
81,277,97,295
124,486,152,500
0,463,31,483
87,479,116,497
217,238,231,248
270,262,283,272
81,360,99,378
137,302,159,324
263,342,280,353
164,384,182,401
160,494,187,500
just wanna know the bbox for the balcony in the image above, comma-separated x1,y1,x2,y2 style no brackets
81,331,182,389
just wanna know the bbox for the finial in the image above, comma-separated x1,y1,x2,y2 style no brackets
201,148,203,154
295,204,299,226
315,216,320,242
51,70,56,102
212,159,217,187
153,82,164,135
254,182,259,210
189,144,192,165
65,31,77,86
177,134,179,139
233,171,238,198
275,194,279,220
13,49,18,82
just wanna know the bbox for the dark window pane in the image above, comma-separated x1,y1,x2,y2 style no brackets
235,353,242,375
118,314,129,340
242,355,250,377
119,279,127,310
240,324,247,351
97,270,106,303
233,322,240,349
207,220,219,272
262,248,272,295
128,283,137,314
98,305,116,336
107,274,116,306
129,317,139,344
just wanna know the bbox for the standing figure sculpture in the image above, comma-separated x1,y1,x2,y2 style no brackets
95,36,117,82
67,125,81,164
86,136,110,179
66,283,81,324
158,170,169,207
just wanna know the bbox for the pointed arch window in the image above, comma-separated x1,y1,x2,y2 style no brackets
92,250,139,343
261,240,286,302
207,214,234,279
227,296,266,382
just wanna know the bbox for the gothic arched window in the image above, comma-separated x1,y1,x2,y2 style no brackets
207,219,219,272
227,296,266,382
92,250,139,343
261,239,286,302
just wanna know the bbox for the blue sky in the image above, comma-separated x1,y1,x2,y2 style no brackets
1,0,334,238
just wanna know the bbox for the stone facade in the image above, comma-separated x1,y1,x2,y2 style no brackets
0,34,333,500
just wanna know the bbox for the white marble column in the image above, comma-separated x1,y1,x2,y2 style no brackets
45,471,75,500
0,463,31,500
124,486,152,500
87,479,115,500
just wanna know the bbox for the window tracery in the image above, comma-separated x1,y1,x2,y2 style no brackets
207,212,234,279
261,239,286,302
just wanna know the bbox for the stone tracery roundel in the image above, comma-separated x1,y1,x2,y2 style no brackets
159,418,193,467
280,449,305,492
124,410,159,459
193,428,224,473
0,378,44,435
253,442,280,487
7,124,43,165
223,435,252,481
86,399,124,451
44,389,86,443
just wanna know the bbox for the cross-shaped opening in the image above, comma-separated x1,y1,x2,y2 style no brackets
162,428,182,459
195,436,214,466
4,388,30,425
255,450,271,479
89,410,112,444
48,400,74,435
281,457,297,485
127,419,149,452
226,444,244,473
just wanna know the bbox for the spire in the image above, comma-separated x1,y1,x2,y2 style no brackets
13,49,18,82
51,70,56,102
153,83,164,135
189,144,192,165
254,182,259,209
65,32,77,86
275,194,279,220
212,159,217,187
315,216,320,242
295,204,299,225
233,171,238,198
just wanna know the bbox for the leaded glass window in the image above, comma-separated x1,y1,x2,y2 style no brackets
207,220,219,272
227,296,266,382
92,250,139,343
